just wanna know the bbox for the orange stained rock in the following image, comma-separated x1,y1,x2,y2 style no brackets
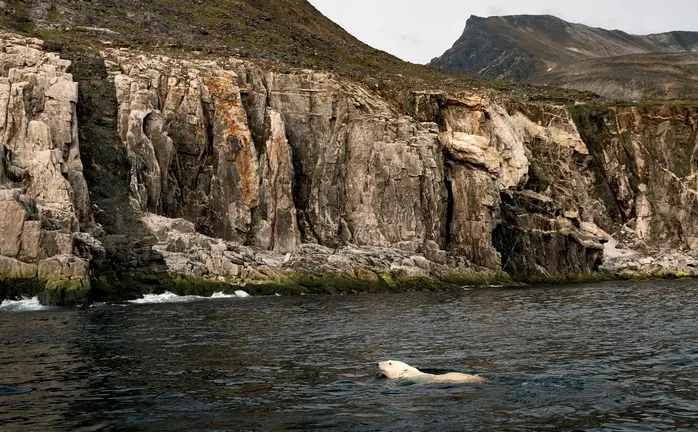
445,95,487,112
202,74,259,208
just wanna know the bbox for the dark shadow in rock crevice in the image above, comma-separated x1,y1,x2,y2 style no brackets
569,106,626,229
443,166,455,249
68,54,136,235
66,52,166,300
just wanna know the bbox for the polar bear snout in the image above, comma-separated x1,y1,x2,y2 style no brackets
378,360,397,378
378,360,423,379
378,360,407,378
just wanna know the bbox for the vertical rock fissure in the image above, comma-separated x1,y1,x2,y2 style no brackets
335,107,349,247
0,145,5,181
443,168,454,248
569,107,627,227
291,153,312,242
194,101,217,237
68,54,133,233
141,111,160,213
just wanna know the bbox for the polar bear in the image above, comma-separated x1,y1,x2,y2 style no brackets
378,360,484,384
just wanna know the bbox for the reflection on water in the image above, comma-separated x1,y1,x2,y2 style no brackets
1,279,697,431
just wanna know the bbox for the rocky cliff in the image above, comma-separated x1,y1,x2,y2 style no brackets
572,104,698,263
1,31,696,305
0,34,95,304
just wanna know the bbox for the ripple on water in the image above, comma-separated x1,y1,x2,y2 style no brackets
0,387,34,396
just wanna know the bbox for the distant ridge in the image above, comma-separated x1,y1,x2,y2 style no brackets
429,14,698,81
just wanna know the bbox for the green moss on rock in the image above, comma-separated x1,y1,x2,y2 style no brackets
436,270,512,287
295,274,391,294
38,276,91,306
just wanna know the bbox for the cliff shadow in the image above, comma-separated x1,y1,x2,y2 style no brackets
63,49,165,299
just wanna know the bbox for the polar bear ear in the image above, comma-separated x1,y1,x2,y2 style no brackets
399,368,409,378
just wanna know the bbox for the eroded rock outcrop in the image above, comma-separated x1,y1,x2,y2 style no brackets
255,110,300,253
104,50,449,256
573,104,698,277
0,35,92,230
235,64,447,252
407,92,608,280
0,33,96,305
138,212,500,296
111,55,259,243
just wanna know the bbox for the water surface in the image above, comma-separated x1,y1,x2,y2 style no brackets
1,280,697,431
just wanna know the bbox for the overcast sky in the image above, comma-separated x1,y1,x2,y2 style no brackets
307,0,698,64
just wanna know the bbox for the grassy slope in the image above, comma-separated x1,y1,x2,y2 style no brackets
0,0,599,105
531,53,698,102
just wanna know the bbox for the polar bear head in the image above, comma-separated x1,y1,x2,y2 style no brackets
378,360,423,379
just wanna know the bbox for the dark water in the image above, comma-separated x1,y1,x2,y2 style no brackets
1,280,698,431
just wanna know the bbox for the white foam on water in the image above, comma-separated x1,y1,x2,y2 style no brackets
211,292,238,299
129,292,204,304
0,297,51,312
129,290,252,304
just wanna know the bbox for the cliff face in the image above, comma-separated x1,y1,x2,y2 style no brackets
100,50,447,252
1,33,696,305
574,105,698,249
0,34,95,304
100,48,613,284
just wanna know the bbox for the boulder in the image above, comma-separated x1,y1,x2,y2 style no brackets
0,195,29,257
37,255,91,306
0,255,38,280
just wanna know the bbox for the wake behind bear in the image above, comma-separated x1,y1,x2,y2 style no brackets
378,360,484,384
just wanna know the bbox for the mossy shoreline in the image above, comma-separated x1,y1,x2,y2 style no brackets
90,270,514,301
3,268,695,307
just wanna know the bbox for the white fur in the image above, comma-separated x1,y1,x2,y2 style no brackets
378,360,484,384
378,360,423,379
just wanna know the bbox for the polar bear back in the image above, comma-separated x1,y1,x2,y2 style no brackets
427,372,484,384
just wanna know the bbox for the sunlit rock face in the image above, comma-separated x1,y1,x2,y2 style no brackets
0,33,94,306
110,55,259,243
0,34,92,232
106,51,449,254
